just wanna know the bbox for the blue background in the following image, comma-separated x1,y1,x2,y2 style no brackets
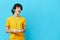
0,0,60,40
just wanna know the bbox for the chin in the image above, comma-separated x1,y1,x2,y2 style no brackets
17,12,19,14
17,13,20,15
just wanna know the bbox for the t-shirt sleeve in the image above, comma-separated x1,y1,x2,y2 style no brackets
24,19,26,26
6,18,10,27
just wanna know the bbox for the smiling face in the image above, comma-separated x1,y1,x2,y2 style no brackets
11,3,23,15
14,6,21,15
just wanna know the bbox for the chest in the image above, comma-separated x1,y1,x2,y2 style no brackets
9,18,24,29
9,18,24,26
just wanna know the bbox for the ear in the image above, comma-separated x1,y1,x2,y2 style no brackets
13,9,15,11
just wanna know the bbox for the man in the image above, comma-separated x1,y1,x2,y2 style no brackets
6,3,26,40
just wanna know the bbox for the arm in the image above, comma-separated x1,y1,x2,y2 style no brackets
6,18,11,33
17,26,26,33
6,27,18,33
6,18,17,33
6,27,10,33
23,26,26,32
17,18,26,33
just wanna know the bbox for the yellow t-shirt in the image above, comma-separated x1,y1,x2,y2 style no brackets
6,16,26,40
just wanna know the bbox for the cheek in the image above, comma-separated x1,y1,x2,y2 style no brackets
18,9,21,12
15,9,18,12
15,8,21,13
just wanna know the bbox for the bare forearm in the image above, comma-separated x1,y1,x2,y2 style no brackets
17,29,26,33
6,27,11,33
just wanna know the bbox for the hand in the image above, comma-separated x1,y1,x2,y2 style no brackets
6,30,13,33
17,29,24,32
11,29,17,33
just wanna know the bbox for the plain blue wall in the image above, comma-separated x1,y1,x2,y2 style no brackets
0,0,60,40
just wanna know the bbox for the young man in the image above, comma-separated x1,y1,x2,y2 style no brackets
6,3,26,40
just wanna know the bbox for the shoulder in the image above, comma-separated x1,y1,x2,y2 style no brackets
20,16,26,21
6,16,12,20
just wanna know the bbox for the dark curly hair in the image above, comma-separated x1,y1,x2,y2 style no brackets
11,3,23,14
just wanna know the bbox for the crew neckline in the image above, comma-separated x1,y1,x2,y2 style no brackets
11,16,21,19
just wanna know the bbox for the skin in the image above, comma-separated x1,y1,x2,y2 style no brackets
6,6,26,34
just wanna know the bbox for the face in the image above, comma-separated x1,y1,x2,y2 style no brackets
14,6,21,15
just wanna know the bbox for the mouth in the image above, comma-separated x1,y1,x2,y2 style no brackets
18,11,20,13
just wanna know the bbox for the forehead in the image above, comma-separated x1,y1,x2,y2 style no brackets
16,7,21,9
16,6,21,8
16,6,20,8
